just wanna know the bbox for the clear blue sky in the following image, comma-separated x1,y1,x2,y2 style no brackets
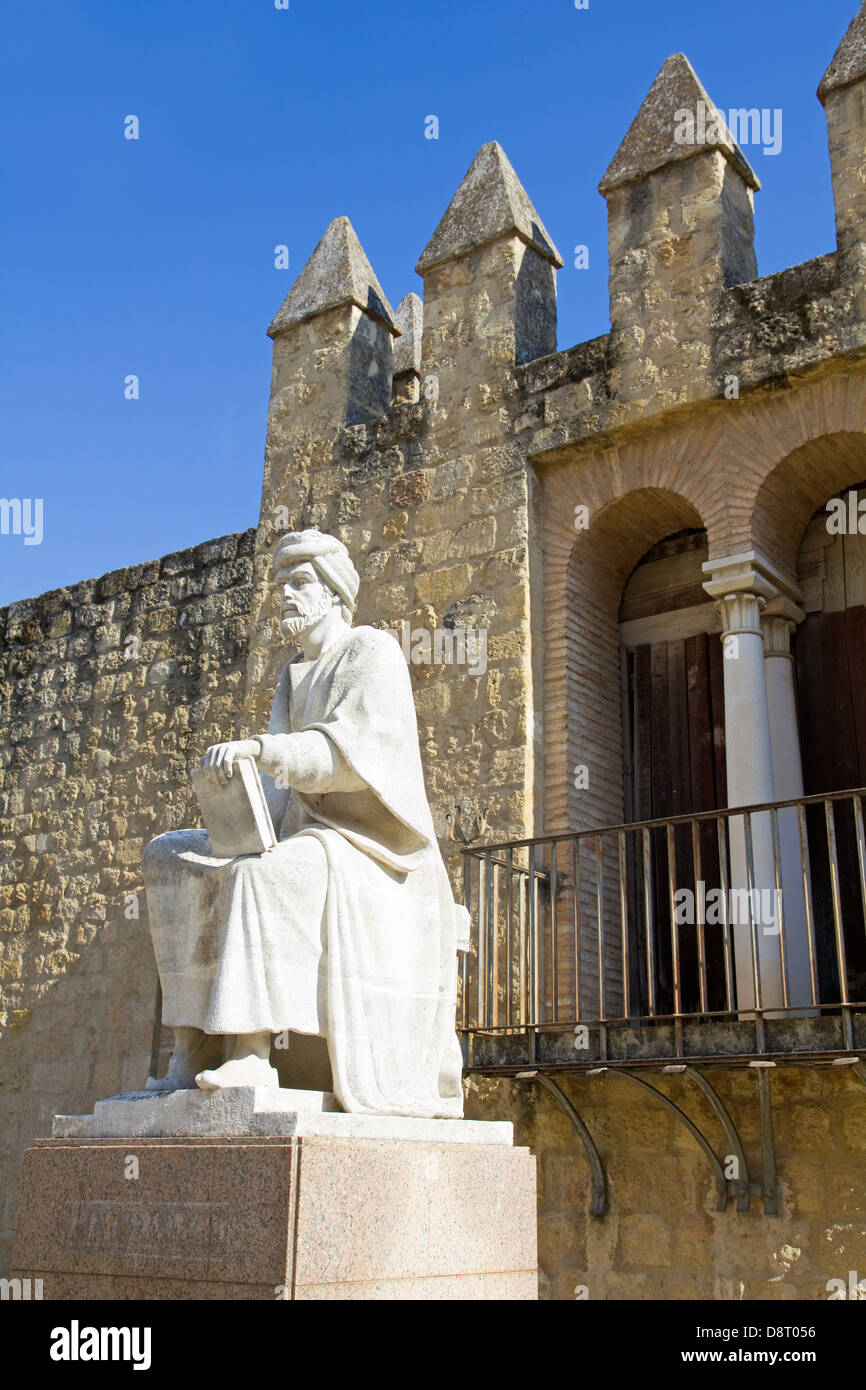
0,0,857,606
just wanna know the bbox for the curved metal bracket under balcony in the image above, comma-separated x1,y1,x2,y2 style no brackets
512,1062,787,1218
515,1071,607,1216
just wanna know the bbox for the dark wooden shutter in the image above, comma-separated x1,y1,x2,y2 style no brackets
624,633,727,1015
795,606,866,1000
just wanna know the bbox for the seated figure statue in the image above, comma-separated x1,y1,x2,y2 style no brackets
142,529,467,1119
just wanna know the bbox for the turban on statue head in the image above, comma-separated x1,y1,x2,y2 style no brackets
272,529,360,615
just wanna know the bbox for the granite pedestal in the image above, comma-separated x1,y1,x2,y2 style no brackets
12,1088,538,1300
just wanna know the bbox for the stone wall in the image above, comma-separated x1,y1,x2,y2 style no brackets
0,530,255,1274
466,1067,866,1300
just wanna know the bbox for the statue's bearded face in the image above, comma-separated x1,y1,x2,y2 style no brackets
276,560,338,643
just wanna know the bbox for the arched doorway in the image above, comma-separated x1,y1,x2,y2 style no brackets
553,488,709,1020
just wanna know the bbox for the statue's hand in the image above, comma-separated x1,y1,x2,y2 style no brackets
199,739,260,786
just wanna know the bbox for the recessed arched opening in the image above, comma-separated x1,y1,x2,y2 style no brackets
751,430,866,579
793,481,866,1002
561,489,708,833
554,489,715,1019
618,527,728,1016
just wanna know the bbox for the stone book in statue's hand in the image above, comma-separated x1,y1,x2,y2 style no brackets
191,757,278,858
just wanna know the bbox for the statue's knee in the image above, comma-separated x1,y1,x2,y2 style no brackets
142,830,186,877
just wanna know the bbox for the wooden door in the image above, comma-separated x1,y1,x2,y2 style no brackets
623,633,727,1016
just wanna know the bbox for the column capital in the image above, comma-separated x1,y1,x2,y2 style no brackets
714,592,765,636
761,595,806,661
761,614,796,659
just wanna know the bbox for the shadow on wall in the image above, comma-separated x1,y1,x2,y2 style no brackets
0,921,160,1277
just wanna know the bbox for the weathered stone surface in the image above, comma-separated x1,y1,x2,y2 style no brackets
820,11,866,254
417,142,563,272
52,1087,512,1142
819,3,866,99
393,292,423,376
599,52,759,193
268,216,398,337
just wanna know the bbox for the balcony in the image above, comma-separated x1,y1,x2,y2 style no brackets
459,788,866,1073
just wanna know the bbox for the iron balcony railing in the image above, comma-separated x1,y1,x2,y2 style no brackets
459,788,866,1061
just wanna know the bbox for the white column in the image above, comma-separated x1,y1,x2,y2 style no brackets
703,552,807,1017
762,611,804,799
717,593,775,806
762,606,816,1012
714,591,784,1013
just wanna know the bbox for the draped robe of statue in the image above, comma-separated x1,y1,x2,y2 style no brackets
142,625,467,1119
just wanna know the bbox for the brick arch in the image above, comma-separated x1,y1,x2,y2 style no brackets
708,370,866,571
534,366,866,836
538,474,706,836
751,431,866,579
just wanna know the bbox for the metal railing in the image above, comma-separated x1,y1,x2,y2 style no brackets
459,788,866,1057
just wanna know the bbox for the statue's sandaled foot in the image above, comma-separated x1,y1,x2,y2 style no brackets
195,1056,280,1091
146,1027,224,1092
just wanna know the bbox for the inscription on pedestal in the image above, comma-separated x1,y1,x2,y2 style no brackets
64,1201,230,1263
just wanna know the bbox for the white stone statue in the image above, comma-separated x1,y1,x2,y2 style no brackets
142,530,467,1119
